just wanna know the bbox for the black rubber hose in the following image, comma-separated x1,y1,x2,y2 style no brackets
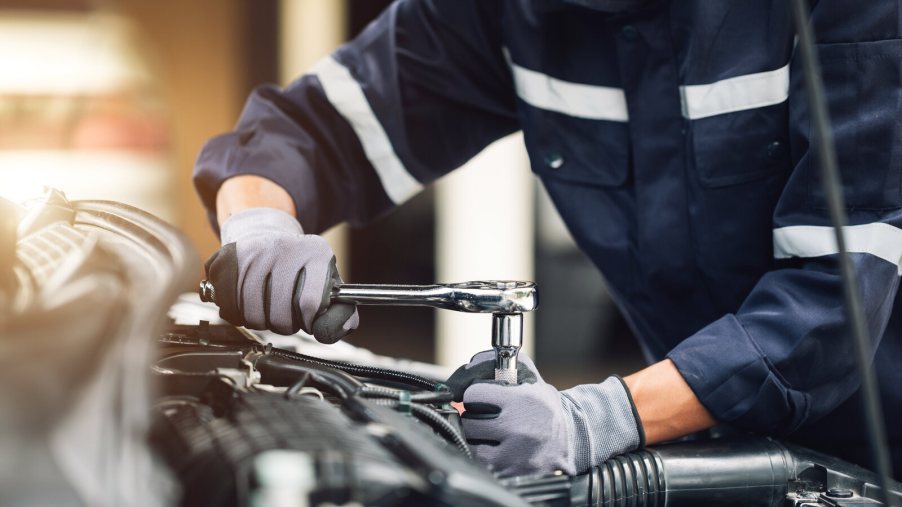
504,438,902,506
410,403,471,459
360,386,454,405
791,2,896,504
369,398,472,459
254,354,362,400
264,345,443,392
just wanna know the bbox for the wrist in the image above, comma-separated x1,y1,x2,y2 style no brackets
216,174,296,226
623,359,716,445
613,374,647,448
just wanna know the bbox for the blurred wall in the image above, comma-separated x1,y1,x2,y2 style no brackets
279,0,350,276
121,0,251,275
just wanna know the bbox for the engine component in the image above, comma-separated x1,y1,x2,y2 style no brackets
153,320,902,507
151,325,530,507
0,190,196,507
504,437,902,506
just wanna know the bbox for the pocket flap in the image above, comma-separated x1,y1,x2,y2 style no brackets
691,103,791,188
522,107,630,187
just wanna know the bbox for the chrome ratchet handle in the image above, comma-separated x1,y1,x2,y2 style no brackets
330,281,537,314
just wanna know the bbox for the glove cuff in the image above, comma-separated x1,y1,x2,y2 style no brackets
561,376,643,472
613,374,646,447
220,207,303,244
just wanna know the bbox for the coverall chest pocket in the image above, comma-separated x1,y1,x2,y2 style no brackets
690,103,792,188
522,107,630,187
802,39,902,210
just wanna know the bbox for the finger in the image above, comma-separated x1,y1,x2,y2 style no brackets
291,268,306,333
310,256,358,343
203,248,219,274
446,362,497,401
467,350,496,365
446,364,473,402
460,383,517,441
296,260,329,333
518,354,539,375
295,239,333,332
460,414,508,442
516,365,540,385
466,439,499,448
470,442,509,472
204,243,243,326
267,262,304,335
460,401,500,420
312,304,358,344
238,250,270,330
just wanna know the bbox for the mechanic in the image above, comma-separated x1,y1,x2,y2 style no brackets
194,0,902,479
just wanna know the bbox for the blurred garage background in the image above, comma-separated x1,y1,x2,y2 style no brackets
0,0,643,386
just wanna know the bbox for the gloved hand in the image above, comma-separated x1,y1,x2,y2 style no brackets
204,207,358,343
446,351,645,477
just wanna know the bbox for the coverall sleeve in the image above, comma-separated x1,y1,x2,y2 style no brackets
193,0,518,233
668,2,902,435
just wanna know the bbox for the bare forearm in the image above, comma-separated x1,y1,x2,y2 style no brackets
624,358,717,444
215,175,296,227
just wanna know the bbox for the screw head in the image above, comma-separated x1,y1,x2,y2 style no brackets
826,488,854,499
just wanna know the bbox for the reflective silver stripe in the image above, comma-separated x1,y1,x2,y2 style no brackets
680,63,790,120
311,56,422,204
505,49,628,122
774,223,902,274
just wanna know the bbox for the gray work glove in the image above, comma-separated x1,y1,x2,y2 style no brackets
447,351,645,477
204,207,359,343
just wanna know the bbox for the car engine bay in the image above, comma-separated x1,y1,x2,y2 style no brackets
2,191,901,507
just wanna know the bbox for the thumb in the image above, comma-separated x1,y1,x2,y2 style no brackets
204,243,243,326
310,258,357,344
311,304,358,344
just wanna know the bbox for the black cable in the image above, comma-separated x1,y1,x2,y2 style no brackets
369,398,472,459
264,345,443,393
410,403,472,459
254,354,361,400
257,354,465,454
253,349,470,459
790,2,896,504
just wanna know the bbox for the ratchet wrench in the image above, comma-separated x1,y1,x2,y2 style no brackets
199,279,537,382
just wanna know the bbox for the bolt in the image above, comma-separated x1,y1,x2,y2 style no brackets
826,488,854,499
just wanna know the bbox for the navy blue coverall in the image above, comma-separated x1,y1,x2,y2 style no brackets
194,0,902,473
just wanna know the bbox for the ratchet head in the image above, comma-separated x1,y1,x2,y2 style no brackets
446,280,538,314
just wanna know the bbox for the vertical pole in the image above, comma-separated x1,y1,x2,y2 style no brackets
435,133,535,367
278,0,351,277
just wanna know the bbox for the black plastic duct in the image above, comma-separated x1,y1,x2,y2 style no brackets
505,438,902,506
